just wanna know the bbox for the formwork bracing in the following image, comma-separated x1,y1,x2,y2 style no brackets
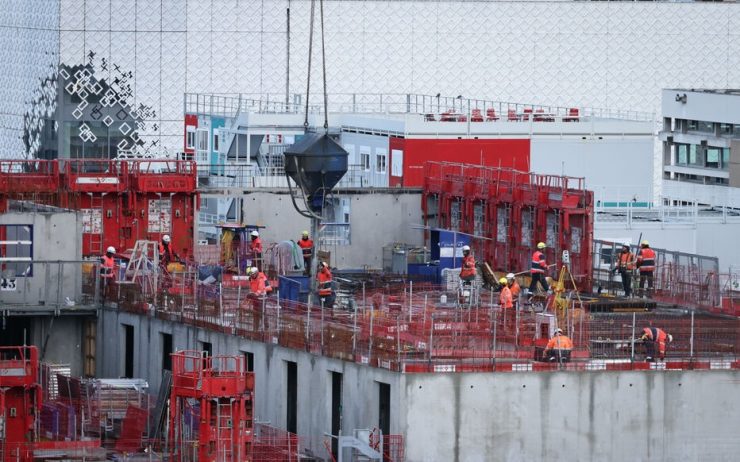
422,161,594,290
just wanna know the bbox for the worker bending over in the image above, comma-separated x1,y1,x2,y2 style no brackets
297,230,314,275
317,261,335,308
640,327,672,362
248,267,271,297
636,240,656,298
544,328,573,362
529,242,549,293
459,245,476,284
159,234,179,266
614,244,634,297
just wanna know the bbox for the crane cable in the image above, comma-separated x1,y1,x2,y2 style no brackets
303,0,329,132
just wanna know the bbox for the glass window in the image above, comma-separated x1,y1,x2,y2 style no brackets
213,129,219,152
376,153,387,174
186,130,195,149
722,148,730,170
687,120,698,131
0,225,33,278
196,129,208,151
689,145,699,166
698,121,714,133
706,147,720,169
720,123,733,135
360,152,370,171
676,144,688,165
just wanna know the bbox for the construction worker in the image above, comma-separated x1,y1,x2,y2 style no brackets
636,240,656,298
297,230,314,275
506,273,521,304
499,277,513,310
159,234,178,266
640,327,673,362
249,230,263,266
544,328,574,362
459,245,476,283
99,246,116,301
317,261,335,308
613,244,635,297
529,242,549,293
248,266,271,297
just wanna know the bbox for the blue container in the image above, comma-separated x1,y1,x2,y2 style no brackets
279,275,310,303
407,263,440,284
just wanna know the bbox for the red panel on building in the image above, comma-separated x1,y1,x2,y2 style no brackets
184,113,197,157
398,138,530,187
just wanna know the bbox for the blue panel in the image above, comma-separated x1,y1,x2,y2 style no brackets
432,230,470,270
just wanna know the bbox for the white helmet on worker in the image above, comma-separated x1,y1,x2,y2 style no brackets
641,240,649,247
162,234,171,243
506,273,515,280
250,267,259,275
106,246,116,254
250,230,259,237
320,261,329,268
667,334,673,343
555,328,563,334
537,242,546,250
462,245,470,251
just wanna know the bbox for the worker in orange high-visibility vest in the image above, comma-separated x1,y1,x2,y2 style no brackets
297,230,314,275
317,261,335,308
613,244,635,297
459,245,477,283
248,266,271,297
636,240,656,298
100,246,116,300
506,273,521,306
544,328,573,362
640,327,672,362
158,234,179,267
249,230,263,270
499,277,513,309
529,242,549,293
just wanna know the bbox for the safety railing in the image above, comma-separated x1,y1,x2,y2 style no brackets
0,260,101,310
196,163,371,191
594,203,740,226
112,275,740,374
184,92,656,122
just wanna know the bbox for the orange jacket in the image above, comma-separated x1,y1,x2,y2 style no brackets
101,255,115,279
317,268,333,297
637,248,656,272
499,286,513,309
531,250,546,274
250,237,263,254
546,335,573,351
460,255,476,278
510,281,521,299
249,272,271,295
159,242,176,263
618,251,634,270
642,327,668,354
297,238,314,257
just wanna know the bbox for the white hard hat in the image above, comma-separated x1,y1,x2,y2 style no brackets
250,267,259,274
462,245,470,251
162,234,171,243
556,328,563,334
506,273,515,279
667,334,673,343
106,246,116,254
250,230,259,237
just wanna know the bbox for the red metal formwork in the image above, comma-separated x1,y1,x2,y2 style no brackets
60,159,129,194
422,161,593,290
0,160,59,193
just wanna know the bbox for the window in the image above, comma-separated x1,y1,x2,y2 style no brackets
376,153,387,174
360,151,371,171
161,333,173,371
706,147,720,169
688,144,699,166
213,129,219,152
186,127,196,149
720,123,733,135
676,144,688,165
123,324,134,378
0,225,33,278
196,129,209,151
722,148,730,170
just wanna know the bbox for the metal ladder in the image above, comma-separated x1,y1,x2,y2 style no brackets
216,400,234,462
88,193,105,255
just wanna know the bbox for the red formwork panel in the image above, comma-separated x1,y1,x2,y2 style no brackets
422,161,594,290
0,160,59,193
130,160,197,193
60,159,129,193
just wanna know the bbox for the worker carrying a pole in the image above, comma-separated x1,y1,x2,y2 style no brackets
317,261,335,309
297,230,314,275
529,242,550,294
640,327,672,362
612,244,635,297
636,240,656,298
459,245,477,283
100,246,116,300
250,230,263,270
159,234,179,267
544,328,573,363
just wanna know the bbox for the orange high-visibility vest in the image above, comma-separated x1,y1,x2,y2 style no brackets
499,286,513,309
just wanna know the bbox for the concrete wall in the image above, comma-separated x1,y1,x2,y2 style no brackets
241,191,424,269
30,315,87,377
404,371,740,462
98,309,406,454
0,211,83,306
99,309,740,461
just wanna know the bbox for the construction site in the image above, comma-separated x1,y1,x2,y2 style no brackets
2,0,740,461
